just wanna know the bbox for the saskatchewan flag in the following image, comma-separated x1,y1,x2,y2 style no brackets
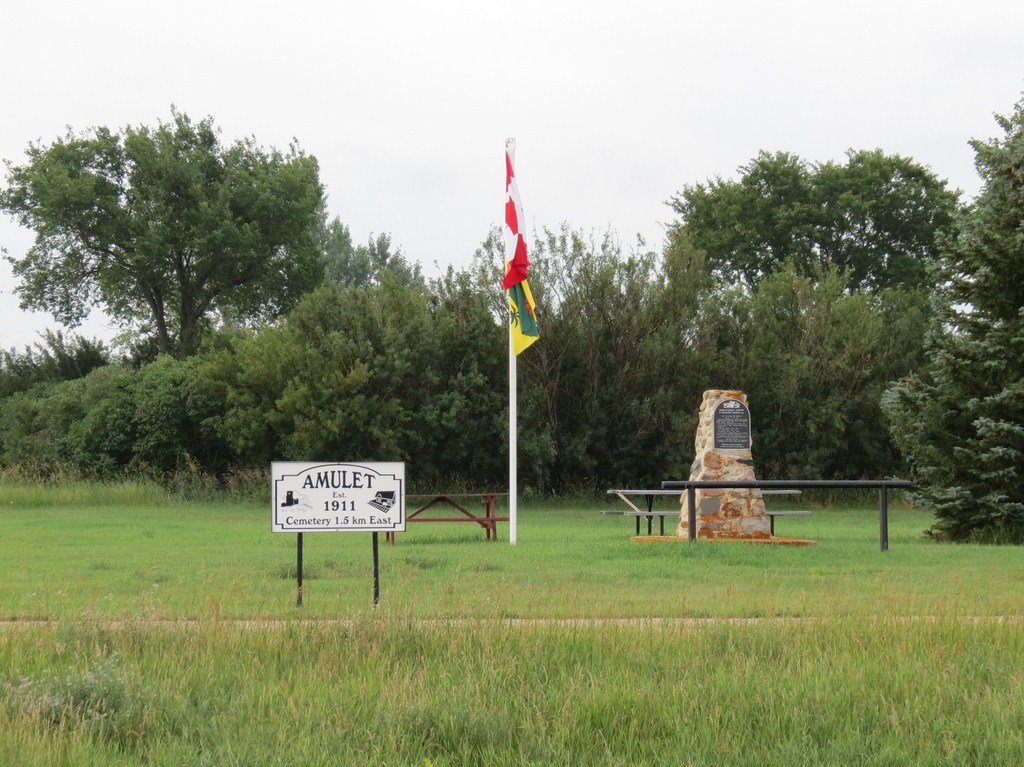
507,278,539,355
503,139,539,355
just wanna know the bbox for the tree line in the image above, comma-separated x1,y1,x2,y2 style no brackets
0,227,931,491
2,101,1022,541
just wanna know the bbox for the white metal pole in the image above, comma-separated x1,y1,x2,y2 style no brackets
506,137,519,546
509,284,518,545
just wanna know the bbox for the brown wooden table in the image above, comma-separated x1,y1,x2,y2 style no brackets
386,493,509,543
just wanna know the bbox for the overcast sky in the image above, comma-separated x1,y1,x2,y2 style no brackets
2,0,1023,350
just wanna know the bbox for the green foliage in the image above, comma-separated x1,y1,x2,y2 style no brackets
0,357,229,475
0,366,126,471
736,266,877,475
663,147,957,481
706,264,917,478
0,113,983,498
321,214,424,288
885,96,1024,542
670,149,959,291
206,276,505,486
120,355,230,473
0,214,932,491
425,268,507,482
469,224,712,491
0,330,110,398
1,108,325,359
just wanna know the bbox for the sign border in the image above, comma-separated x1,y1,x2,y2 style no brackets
271,461,406,533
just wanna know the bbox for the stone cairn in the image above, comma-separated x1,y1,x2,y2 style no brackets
676,389,771,540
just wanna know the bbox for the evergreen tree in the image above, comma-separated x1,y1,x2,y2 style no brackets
883,96,1024,542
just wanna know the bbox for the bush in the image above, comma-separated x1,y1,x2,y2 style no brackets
5,653,156,750
0,357,231,478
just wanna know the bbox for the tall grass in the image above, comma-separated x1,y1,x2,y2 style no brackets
2,616,1023,765
0,471,167,508
0,466,269,506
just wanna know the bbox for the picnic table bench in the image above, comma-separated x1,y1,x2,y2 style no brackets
765,509,810,535
385,493,508,544
604,489,683,535
605,488,808,536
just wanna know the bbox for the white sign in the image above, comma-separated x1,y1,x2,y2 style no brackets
271,462,405,533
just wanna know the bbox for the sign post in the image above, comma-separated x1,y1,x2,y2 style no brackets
296,532,304,607
271,462,405,606
372,532,380,606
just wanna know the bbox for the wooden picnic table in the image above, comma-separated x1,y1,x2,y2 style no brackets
385,493,508,543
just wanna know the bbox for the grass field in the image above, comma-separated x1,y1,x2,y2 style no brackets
2,483,1023,765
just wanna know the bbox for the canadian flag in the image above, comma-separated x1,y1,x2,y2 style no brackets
503,144,530,289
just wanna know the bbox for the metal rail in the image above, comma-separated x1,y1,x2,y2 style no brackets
659,479,914,551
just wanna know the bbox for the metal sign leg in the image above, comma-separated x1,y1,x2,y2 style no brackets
296,532,304,608
880,487,889,552
372,532,380,606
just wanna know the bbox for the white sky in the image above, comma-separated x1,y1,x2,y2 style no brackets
2,0,1023,350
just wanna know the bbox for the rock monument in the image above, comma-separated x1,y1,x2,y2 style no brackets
676,390,771,540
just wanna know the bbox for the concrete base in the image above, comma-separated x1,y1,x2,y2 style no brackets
632,535,817,547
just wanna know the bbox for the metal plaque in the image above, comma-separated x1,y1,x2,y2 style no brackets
713,399,751,450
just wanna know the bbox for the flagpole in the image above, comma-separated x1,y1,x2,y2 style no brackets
509,310,518,545
507,137,519,546
504,137,537,545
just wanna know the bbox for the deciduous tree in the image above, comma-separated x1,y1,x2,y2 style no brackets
669,149,959,292
1,109,325,358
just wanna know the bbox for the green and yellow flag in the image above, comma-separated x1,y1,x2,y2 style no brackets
507,279,539,355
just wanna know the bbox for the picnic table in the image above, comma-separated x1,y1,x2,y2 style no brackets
604,489,683,535
605,488,805,536
385,493,508,543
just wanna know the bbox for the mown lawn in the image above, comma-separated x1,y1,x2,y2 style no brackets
1,490,1021,620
